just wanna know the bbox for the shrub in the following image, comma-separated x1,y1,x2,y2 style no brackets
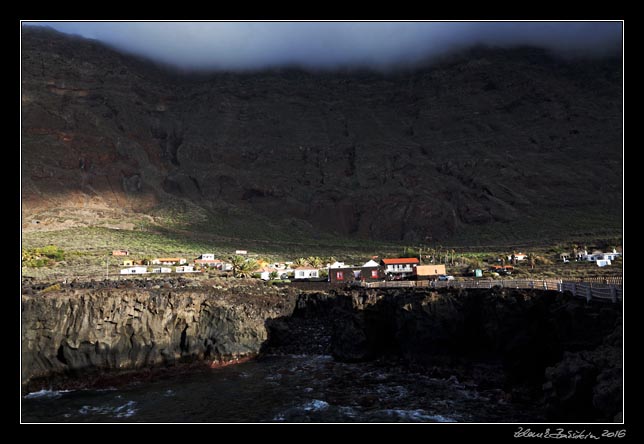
39,245,65,261
41,283,61,294
22,245,64,267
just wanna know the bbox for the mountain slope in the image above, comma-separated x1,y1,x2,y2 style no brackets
21,27,623,244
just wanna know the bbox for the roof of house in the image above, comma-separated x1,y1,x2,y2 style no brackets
295,267,319,270
194,259,222,263
362,260,380,268
382,258,419,265
156,258,185,262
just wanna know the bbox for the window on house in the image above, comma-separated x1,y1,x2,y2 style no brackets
336,271,344,280
371,270,378,278
298,271,304,277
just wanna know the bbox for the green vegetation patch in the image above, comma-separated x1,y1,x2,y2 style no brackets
22,245,65,268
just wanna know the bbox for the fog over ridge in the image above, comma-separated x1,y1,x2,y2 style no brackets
23,21,622,71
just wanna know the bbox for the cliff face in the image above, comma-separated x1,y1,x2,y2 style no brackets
21,27,622,242
23,284,622,421
271,287,622,421
21,285,297,390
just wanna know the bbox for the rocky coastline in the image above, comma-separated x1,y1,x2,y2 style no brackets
22,281,622,421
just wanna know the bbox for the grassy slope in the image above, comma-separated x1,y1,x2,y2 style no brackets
22,220,622,281
21,226,405,280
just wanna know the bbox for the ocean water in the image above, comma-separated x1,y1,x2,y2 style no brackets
21,354,542,423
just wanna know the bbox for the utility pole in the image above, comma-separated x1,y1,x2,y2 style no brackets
106,252,109,280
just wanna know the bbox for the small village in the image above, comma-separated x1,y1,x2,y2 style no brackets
113,246,623,284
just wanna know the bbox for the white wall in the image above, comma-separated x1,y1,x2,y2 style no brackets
294,270,319,279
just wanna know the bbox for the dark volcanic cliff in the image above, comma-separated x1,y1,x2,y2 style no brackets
21,27,622,242
22,284,622,421
22,284,298,390
270,287,623,422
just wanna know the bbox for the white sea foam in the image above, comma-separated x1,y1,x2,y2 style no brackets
272,399,330,421
379,408,457,422
79,400,138,418
24,389,72,399
113,400,138,418
302,399,329,412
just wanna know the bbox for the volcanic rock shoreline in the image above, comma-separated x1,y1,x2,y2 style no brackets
21,283,622,422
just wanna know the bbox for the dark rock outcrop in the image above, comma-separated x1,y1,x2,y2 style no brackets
22,285,298,391
308,287,622,421
23,284,622,422
542,319,622,422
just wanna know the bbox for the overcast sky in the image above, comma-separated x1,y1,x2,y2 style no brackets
23,21,622,71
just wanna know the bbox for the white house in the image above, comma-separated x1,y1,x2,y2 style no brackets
194,258,222,268
200,253,215,261
507,252,527,261
176,265,197,273
596,259,612,267
294,267,320,279
603,249,621,261
120,266,148,275
259,267,281,281
235,250,248,255
151,267,172,273
572,248,620,262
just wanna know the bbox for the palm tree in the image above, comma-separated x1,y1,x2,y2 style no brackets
229,255,246,277
307,256,323,268
269,271,279,280
293,258,308,268
236,259,260,278
527,253,536,270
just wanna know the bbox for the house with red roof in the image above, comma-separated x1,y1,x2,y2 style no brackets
381,257,419,278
